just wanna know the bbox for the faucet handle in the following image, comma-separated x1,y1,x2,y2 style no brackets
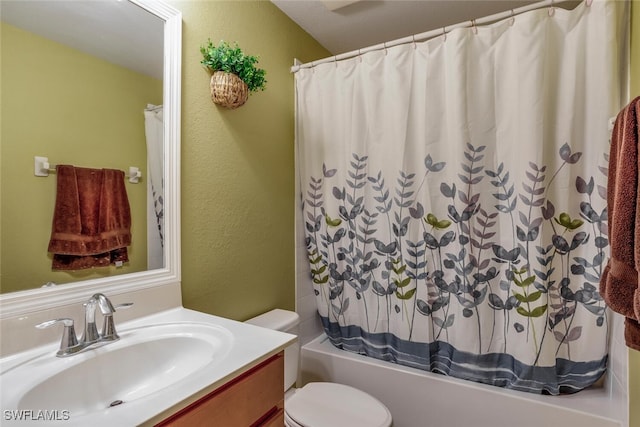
115,302,133,310
35,318,80,357
36,318,74,329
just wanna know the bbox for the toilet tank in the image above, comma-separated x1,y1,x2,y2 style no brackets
245,309,300,391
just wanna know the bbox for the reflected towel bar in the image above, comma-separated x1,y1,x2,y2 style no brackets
34,156,142,184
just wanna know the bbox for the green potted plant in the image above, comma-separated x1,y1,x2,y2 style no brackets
200,40,267,109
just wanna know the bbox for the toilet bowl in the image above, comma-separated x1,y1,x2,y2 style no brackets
245,309,392,427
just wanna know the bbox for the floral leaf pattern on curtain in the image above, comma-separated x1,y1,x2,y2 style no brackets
304,143,609,394
296,0,626,394
151,183,164,247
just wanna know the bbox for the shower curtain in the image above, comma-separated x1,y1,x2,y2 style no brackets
144,104,164,269
296,0,627,394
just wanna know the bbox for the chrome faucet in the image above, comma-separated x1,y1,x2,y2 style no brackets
81,295,101,345
92,293,133,341
36,293,132,357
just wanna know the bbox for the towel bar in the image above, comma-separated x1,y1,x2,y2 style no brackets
34,156,142,184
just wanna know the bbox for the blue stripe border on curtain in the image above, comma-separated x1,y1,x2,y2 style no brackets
320,316,607,395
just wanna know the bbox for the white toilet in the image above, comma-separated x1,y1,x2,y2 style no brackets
246,309,393,427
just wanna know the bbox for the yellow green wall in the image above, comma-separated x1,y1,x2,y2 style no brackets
175,0,640,421
171,0,329,320
0,23,162,293
630,2,639,426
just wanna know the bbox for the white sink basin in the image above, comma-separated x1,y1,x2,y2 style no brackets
10,323,231,416
0,308,295,426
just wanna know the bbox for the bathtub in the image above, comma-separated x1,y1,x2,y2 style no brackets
299,334,623,427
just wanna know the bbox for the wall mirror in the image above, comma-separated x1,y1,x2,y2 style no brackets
0,0,181,317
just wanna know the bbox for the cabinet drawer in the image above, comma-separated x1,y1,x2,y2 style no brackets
157,352,284,427
260,407,284,427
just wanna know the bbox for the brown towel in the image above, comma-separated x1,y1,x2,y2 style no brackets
600,96,640,351
48,165,131,270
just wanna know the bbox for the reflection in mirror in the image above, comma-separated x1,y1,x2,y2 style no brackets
0,0,181,314
0,0,169,294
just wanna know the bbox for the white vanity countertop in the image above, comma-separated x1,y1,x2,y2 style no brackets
0,307,296,426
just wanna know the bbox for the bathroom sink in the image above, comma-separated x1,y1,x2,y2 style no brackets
0,308,295,426
3,323,232,416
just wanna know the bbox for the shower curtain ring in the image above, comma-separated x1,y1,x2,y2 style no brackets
509,9,515,26
548,0,556,16
412,35,417,49
442,27,447,42
383,42,388,55
471,19,478,35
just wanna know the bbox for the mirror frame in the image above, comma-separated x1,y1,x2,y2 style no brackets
0,0,181,318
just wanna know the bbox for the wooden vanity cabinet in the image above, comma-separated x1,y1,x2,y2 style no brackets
157,352,285,427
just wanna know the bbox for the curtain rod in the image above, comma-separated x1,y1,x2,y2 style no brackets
291,0,586,73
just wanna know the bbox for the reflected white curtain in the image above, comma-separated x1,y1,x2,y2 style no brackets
144,104,164,270
296,0,627,394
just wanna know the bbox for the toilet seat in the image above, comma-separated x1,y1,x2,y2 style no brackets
285,382,392,427
284,411,305,427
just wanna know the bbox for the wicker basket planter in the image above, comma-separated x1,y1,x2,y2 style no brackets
210,71,249,109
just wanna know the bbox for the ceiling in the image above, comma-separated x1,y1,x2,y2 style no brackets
0,1,164,79
1,0,579,79
271,0,574,55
